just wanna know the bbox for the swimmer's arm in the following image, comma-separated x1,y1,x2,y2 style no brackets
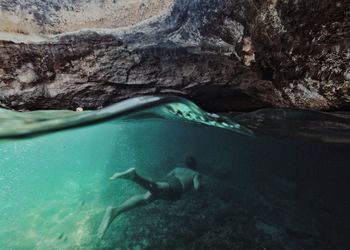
193,174,201,191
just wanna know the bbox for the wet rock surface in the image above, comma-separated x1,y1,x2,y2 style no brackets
0,0,349,111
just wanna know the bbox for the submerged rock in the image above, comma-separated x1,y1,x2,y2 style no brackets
0,0,349,111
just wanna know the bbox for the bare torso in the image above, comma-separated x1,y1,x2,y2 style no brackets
167,167,199,191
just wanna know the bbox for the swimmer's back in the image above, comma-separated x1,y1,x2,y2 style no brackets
170,167,198,191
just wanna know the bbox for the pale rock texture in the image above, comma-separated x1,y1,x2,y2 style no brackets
0,0,349,111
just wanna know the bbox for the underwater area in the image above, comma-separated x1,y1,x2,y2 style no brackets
1,96,350,250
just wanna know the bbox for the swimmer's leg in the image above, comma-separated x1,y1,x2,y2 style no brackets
110,168,160,192
110,167,136,180
98,192,154,239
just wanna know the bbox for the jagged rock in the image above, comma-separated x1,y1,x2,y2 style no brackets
0,0,349,111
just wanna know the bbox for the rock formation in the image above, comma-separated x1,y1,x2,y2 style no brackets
0,0,349,111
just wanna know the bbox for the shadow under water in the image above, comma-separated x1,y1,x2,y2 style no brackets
0,96,350,249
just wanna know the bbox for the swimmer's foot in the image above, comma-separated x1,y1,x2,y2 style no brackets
110,168,136,180
98,207,114,239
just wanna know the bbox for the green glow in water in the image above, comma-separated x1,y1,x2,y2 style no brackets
0,116,249,248
1,96,350,249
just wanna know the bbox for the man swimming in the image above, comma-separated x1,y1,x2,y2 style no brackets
98,157,201,238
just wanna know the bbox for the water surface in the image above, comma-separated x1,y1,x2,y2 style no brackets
1,96,350,249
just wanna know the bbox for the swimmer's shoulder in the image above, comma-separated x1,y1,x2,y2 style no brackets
174,167,198,174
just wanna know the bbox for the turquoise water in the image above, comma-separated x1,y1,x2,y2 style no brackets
1,96,350,249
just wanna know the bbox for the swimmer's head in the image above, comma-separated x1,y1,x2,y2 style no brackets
76,107,84,112
185,156,197,170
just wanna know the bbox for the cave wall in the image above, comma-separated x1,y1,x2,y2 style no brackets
0,0,349,111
